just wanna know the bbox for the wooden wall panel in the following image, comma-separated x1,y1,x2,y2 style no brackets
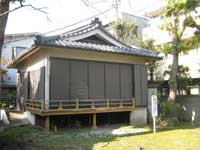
19,71,28,99
50,58,70,100
70,61,88,99
134,64,142,106
105,63,120,99
120,64,133,99
133,64,148,106
34,70,39,100
38,67,45,99
48,57,148,105
29,70,35,99
28,67,45,100
89,62,105,99
141,64,148,106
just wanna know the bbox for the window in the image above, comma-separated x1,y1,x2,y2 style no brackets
12,47,27,60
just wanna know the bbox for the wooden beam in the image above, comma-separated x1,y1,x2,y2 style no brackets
27,107,135,116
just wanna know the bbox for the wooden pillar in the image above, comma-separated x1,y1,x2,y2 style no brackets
45,57,50,110
45,116,50,130
92,113,97,129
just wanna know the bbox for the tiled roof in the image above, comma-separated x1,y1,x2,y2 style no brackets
35,36,161,59
11,18,162,65
33,18,161,59
60,18,127,47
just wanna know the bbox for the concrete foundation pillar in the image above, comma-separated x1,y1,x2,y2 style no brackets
24,111,35,125
0,109,9,124
130,107,147,126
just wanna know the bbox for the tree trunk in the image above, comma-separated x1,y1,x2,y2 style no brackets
168,49,179,101
0,0,10,98
150,69,154,81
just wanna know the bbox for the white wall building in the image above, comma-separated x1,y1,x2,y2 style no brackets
121,12,150,40
2,33,37,96
104,11,150,40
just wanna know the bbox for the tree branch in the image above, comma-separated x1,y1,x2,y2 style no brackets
0,4,48,17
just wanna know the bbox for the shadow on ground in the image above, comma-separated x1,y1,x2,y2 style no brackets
0,123,199,150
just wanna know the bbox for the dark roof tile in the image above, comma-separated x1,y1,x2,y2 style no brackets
36,37,161,59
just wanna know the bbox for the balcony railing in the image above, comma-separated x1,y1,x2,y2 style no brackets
25,98,135,115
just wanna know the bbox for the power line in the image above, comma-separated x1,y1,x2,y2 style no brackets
4,7,113,44
4,1,159,44
80,0,111,20
42,7,113,35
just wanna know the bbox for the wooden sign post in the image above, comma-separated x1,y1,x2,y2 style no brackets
151,95,158,133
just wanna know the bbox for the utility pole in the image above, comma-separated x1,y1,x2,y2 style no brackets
113,0,120,19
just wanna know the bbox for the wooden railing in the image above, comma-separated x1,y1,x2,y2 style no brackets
25,98,135,113
26,99,45,112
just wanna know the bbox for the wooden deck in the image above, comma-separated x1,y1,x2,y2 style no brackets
25,98,135,116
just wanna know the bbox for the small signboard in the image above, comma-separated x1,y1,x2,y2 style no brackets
151,95,158,117
151,95,158,133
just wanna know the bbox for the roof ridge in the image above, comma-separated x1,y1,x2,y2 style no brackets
59,21,129,48
61,18,102,38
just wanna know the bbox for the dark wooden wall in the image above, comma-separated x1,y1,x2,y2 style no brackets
50,57,147,106
17,67,45,110
28,67,45,100
134,64,147,106
18,71,28,100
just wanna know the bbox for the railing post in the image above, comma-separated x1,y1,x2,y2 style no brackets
32,100,34,110
41,99,44,112
120,99,123,108
58,101,63,110
132,98,135,108
106,98,109,108
76,98,79,109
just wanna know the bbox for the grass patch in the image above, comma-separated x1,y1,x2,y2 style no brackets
0,123,199,150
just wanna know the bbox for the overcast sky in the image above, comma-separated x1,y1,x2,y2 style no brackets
5,0,162,35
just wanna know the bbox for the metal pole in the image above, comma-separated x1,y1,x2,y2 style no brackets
153,116,156,133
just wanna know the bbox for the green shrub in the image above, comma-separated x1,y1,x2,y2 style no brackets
159,101,182,120
166,118,180,126
0,126,33,150
0,101,15,109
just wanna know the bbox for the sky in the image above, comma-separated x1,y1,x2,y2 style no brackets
5,0,162,35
